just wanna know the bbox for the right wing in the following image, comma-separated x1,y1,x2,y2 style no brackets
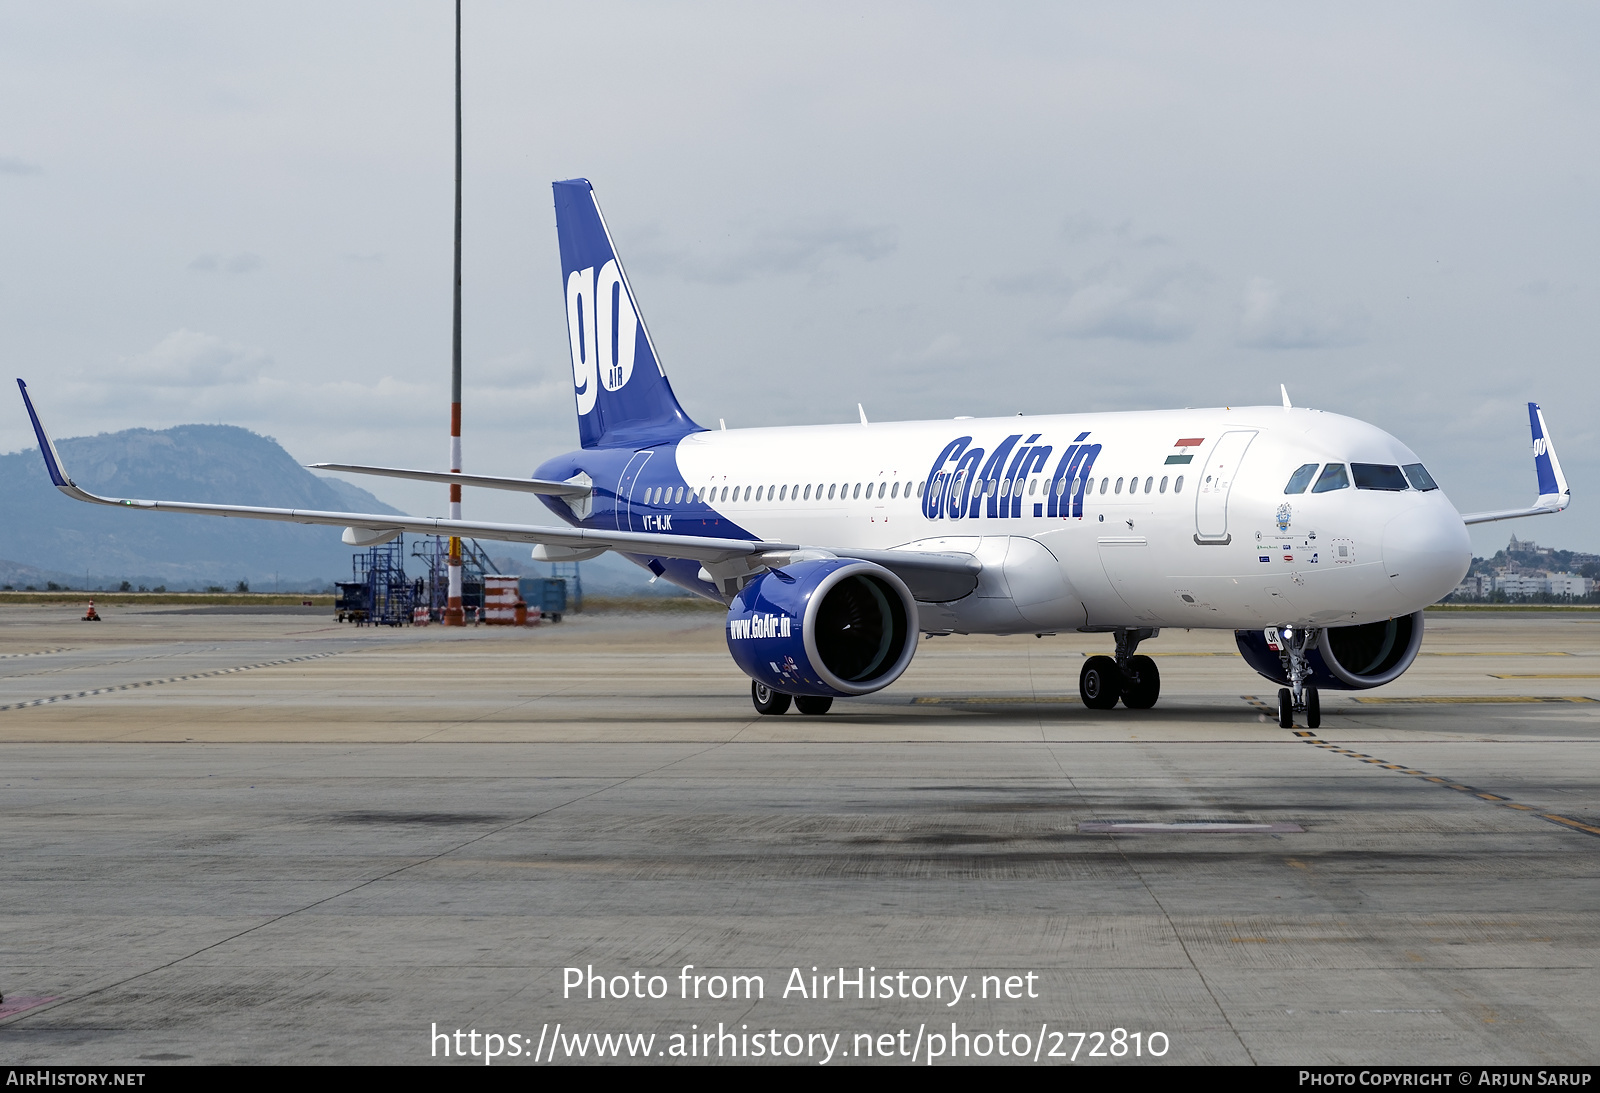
17,379,979,601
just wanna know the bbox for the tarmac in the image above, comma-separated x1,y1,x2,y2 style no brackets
0,602,1596,1066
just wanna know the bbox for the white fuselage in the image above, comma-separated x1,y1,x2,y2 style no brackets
666,405,1471,634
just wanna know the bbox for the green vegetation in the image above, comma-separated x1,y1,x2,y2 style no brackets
0,591,334,606
1428,603,1600,612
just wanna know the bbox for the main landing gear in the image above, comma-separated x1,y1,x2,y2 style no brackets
1079,627,1161,710
1274,624,1321,730
751,681,832,716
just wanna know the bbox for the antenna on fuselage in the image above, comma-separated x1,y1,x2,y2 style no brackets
1280,384,1293,409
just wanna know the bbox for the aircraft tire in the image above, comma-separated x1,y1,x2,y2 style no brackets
795,695,834,716
1278,688,1293,728
1080,656,1121,710
1306,686,1321,729
1121,655,1161,709
752,681,792,716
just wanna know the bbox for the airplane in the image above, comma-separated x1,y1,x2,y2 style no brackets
16,179,1572,729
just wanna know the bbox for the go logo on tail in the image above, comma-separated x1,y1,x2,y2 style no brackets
566,260,638,415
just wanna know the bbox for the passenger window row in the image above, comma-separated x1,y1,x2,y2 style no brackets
950,474,1186,499
1283,462,1438,495
645,481,932,505
644,468,1209,509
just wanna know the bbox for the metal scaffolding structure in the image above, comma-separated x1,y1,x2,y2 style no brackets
410,535,498,622
335,536,417,627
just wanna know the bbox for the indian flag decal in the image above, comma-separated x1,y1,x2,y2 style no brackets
1165,437,1204,465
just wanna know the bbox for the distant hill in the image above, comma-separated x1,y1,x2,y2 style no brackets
0,425,404,587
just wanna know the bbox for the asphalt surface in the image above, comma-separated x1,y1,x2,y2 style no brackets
0,604,1595,1065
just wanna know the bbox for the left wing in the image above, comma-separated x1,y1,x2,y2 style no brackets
1461,402,1572,525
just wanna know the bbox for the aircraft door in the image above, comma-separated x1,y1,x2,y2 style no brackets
1194,430,1257,544
614,450,654,532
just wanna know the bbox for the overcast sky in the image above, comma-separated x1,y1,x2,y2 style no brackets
2,2,1596,558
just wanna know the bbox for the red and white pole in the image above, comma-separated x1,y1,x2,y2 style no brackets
442,0,466,627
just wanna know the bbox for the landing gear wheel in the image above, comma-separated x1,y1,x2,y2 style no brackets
752,681,791,715
1121,655,1161,709
795,695,833,716
1277,687,1294,728
1305,686,1321,730
1080,656,1121,710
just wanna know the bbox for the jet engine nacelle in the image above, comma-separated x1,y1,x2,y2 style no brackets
725,559,918,698
1235,611,1425,691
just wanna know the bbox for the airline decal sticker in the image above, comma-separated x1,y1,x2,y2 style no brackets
729,612,792,640
567,260,638,415
1166,438,1203,465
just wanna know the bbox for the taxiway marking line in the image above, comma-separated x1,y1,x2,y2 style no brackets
1241,695,1600,840
0,647,74,660
0,651,349,712
1351,695,1597,704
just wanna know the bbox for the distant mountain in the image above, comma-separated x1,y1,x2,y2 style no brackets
0,425,404,587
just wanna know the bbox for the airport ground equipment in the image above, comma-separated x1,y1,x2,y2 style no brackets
518,577,567,622
337,537,416,626
548,562,582,613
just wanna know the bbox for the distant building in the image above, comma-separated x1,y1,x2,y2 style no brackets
1547,572,1592,597
1493,572,1549,596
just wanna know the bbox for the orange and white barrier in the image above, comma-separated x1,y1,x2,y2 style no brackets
483,576,534,625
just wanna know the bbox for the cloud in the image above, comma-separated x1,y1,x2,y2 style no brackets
1050,263,1207,342
639,216,898,284
893,332,964,365
121,329,272,386
1059,212,1170,249
1236,276,1367,349
189,252,264,273
0,156,41,175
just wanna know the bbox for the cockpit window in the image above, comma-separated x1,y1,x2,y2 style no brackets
1402,463,1438,491
1284,463,1318,495
1352,463,1408,491
1311,463,1350,493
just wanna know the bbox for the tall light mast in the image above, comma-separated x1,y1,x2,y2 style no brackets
443,0,466,626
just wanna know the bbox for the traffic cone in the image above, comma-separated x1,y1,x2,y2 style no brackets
82,600,100,621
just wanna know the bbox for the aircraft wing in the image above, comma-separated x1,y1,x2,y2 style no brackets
16,380,979,595
1462,403,1572,525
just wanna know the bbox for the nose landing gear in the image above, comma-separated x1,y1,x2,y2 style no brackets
1275,625,1321,729
1078,627,1162,710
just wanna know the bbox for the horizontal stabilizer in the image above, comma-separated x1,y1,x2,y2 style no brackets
309,463,590,498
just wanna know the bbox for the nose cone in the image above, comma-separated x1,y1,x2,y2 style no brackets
1384,502,1471,608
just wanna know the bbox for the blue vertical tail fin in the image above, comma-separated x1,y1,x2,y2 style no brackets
554,179,701,450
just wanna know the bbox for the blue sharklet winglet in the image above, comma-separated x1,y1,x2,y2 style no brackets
18,379,70,490
1461,401,1572,525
